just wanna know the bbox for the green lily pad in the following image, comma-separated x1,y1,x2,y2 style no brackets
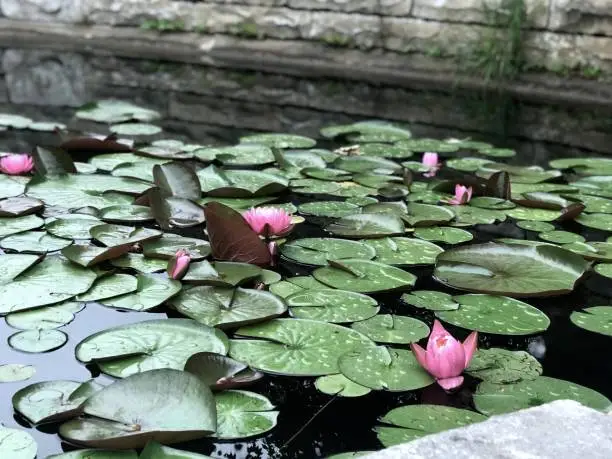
413,227,473,244
214,390,278,440
8,329,68,353
76,100,160,123
473,376,612,416
297,201,361,218
0,113,32,128
570,306,612,337
436,294,550,335
75,318,229,378
539,230,585,244
450,206,507,226
184,261,262,287
401,290,460,311
446,157,492,172
240,133,316,149
364,237,444,266
0,197,43,217
0,214,44,238
5,305,74,330
184,352,262,390
196,144,275,166
77,274,138,302
0,256,96,314
91,224,161,247
314,374,371,397
571,194,612,214
516,220,555,232
0,230,72,253
321,121,411,142
47,450,137,458
350,315,429,344
59,369,216,449
466,348,542,384
505,206,562,221
333,156,402,175
198,166,288,197
109,123,162,136
286,289,379,323
0,364,36,382
99,205,153,223
338,346,433,391
12,380,102,424
313,259,417,293
142,234,211,260
594,263,612,278
0,425,37,459
404,203,455,227
469,197,516,210
110,254,168,273
433,243,588,297
170,286,286,328
45,214,102,240
280,238,376,266
140,441,212,458
259,269,281,285
325,452,374,459
153,163,201,200
325,213,405,238
0,175,27,199
101,274,181,311
576,213,612,231
229,318,374,376
375,405,487,448
564,242,612,262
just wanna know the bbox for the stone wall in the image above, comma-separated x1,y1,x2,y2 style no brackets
2,0,612,77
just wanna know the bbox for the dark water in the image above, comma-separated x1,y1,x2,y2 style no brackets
1,47,612,458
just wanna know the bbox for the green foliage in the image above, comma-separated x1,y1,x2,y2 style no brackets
321,32,353,48
229,21,262,39
140,18,186,33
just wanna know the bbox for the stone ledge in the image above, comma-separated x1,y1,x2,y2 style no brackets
363,400,612,459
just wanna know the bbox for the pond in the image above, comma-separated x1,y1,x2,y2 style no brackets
1,47,612,459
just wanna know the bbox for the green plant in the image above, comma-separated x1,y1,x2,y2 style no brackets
229,21,261,39
426,46,443,58
581,65,602,79
140,18,186,33
320,32,353,48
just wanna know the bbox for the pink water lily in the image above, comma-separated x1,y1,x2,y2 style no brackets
243,207,294,238
410,320,478,391
422,152,441,178
446,184,472,205
0,154,34,175
168,249,190,280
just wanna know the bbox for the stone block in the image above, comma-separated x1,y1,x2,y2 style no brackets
2,50,87,106
287,0,379,14
549,0,612,36
363,400,612,459
411,0,550,28
0,0,84,23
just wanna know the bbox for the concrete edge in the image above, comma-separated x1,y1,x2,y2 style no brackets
1,19,612,108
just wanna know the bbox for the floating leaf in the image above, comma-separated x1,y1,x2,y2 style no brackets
315,374,371,397
594,263,612,279
570,307,612,337
375,405,486,447
466,348,542,384
59,369,216,449
31,146,76,177
214,390,278,439
0,175,27,199
99,205,153,223
451,206,507,226
184,352,263,390
8,329,67,353
473,376,612,415
350,315,429,344
75,319,228,378
539,230,585,244
313,259,417,293
505,206,562,221
142,234,211,260
401,290,460,311
0,197,43,217
403,203,455,227
321,121,411,142
148,189,206,230
280,238,376,266
109,122,162,136
297,201,361,218
516,220,555,232
184,261,260,287
433,243,588,297
325,213,405,238
469,197,515,210
576,213,612,231
0,425,37,459
153,162,201,200
436,294,550,335
110,254,168,273
47,449,137,458
171,286,286,328
77,274,138,302
196,144,275,166
286,289,379,323
0,113,32,128
12,380,102,424
45,214,102,240
140,442,212,458
240,133,316,149
0,214,44,238
364,237,444,266
0,364,36,382
229,319,374,376
0,231,72,253
339,346,433,391
101,274,181,311
413,227,473,244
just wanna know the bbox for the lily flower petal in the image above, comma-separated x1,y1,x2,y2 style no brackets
168,249,190,280
243,207,294,238
437,376,465,391
462,331,479,366
0,154,34,175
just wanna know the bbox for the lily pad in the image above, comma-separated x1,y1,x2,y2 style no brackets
401,290,460,311
403,203,455,227
413,227,473,244
433,243,588,297
0,364,36,382
516,220,555,232
325,213,405,238
214,390,278,439
466,348,542,384
280,238,376,266
0,231,72,253
229,318,374,376
77,274,138,302
338,346,433,391
0,175,27,199
364,237,444,266
473,376,612,415
240,133,316,149
45,214,102,240
101,274,181,311
375,405,487,447
75,318,229,378
450,206,507,226
12,380,102,424
539,230,585,244
314,374,371,397
0,425,37,459
153,163,202,200
140,441,212,458
47,450,138,458
142,234,211,260
321,121,411,142
575,213,612,231
594,263,612,279
110,123,162,136
505,206,562,222
350,315,429,344
110,254,168,273
8,329,68,353
570,307,612,337
59,369,216,449
170,286,286,328
0,256,96,314
197,144,275,166
297,201,361,218
5,304,75,330
0,214,44,238
286,289,379,323
184,352,263,390
436,294,550,335
0,197,43,217
99,205,154,223
313,259,417,293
